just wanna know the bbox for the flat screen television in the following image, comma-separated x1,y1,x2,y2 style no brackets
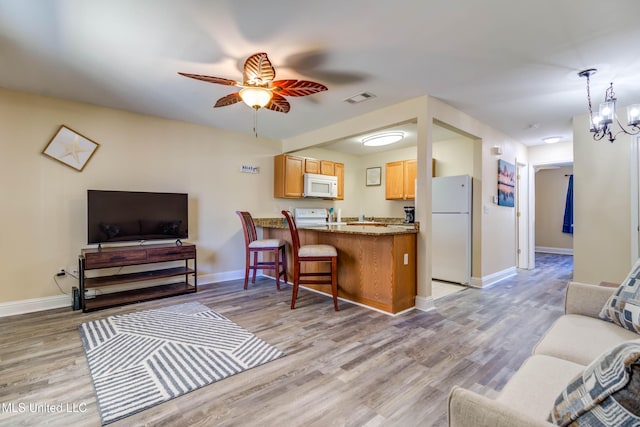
87,190,188,244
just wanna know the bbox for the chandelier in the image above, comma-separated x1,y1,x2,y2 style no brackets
578,68,640,143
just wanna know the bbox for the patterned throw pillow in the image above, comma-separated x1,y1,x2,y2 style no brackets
600,258,640,334
548,340,640,426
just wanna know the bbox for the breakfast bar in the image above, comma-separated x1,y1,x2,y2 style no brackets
255,218,418,314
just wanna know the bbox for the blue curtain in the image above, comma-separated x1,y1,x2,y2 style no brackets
563,175,573,234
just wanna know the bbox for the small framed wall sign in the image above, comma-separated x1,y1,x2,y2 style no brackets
42,125,99,172
366,166,381,186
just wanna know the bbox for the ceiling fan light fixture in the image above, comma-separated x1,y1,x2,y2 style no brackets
362,131,404,147
239,87,273,109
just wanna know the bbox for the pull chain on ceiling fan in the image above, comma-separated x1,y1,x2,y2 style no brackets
179,52,328,137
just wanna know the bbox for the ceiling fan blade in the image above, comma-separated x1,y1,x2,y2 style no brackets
266,93,290,113
243,52,275,84
271,80,328,97
178,72,238,86
214,92,241,108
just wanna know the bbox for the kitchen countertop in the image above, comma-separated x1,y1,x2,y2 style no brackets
301,224,418,235
253,217,418,235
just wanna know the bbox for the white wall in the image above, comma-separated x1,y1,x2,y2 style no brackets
433,137,475,177
528,141,573,165
573,113,632,283
0,88,281,304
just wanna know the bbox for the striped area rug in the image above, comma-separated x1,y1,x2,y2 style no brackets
78,302,284,425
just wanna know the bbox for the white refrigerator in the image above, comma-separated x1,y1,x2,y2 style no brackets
432,175,472,284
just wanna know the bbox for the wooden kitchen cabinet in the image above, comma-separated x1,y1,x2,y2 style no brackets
274,154,304,198
275,154,345,199
304,158,320,174
320,160,335,175
385,159,416,200
405,159,417,199
334,162,344,200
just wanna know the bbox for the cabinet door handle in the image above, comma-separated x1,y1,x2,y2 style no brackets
110,256,126,261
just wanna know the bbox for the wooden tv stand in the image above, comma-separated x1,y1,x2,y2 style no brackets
78,243,197,312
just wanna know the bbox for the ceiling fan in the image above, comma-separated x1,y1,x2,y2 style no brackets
178,52,328,114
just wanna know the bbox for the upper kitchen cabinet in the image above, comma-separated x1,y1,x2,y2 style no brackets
320,160,335,176
274,154,344,199
334,162,344,200
385,159,416,200
304,158,320,174
274,154,304,198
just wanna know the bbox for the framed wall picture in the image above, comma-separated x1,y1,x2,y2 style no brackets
497,159,515,207
366,167,381,186
42,125,99,172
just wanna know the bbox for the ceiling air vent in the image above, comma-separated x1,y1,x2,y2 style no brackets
344,92,376,104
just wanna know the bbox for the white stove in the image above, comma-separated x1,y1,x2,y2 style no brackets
294,208,347,227
294,208,328,226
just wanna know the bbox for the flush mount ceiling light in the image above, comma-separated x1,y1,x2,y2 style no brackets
362,131,405,147
578,68,640,143
543,136,561,144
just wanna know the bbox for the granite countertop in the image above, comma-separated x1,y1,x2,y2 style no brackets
300,224,418,235
253,217,418,235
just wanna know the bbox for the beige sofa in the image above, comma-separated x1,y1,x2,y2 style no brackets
448,282,639,427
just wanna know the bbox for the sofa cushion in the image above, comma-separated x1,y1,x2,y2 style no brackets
548,340,640,426
496,355,584,421
600,258,640,334
533,314,639,366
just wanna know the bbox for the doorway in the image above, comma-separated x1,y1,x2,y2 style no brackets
532,163,574,270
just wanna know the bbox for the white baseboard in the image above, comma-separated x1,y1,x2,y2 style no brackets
535,246,574,255
197,270,246,285
1,269,435,317
469,266,517,289
0,294,71,317
415,296,435,312
0,270,248,318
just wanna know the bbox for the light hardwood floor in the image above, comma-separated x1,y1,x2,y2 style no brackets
0,253,573,426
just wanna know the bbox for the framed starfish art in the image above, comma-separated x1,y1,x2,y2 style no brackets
42,125,99,172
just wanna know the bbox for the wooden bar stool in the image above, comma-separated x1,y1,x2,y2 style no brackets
236,211,287,290
281,210,339,311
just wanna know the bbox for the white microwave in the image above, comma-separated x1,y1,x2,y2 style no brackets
303,173,338,198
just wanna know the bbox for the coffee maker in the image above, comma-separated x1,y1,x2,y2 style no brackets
404,206,415,223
